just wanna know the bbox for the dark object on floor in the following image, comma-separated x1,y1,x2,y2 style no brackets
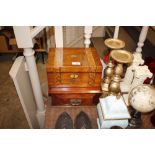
74,111,92,129
110,126,123,129
45,106,98,129
128,110,142,129
150,114,155,127
55,112,73,129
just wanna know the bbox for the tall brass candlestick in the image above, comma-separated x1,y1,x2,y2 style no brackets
102,59,114,94
109,50,133,96
101,38,125,97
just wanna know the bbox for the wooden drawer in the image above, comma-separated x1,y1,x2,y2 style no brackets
47,72,102,88
51,93,101,106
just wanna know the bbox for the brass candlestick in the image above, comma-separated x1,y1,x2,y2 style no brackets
101,38,125,97
109,50,133,96
101,59,114,96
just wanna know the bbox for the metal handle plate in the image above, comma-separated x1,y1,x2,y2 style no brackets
70,99,82,106
70,74,79,79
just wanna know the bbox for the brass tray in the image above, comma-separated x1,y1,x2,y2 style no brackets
110,50,133,64
104,38,125,49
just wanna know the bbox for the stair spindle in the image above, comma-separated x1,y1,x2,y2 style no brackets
84,26,93,48
136,26,149,54
113,26,120,39
54,26,63,48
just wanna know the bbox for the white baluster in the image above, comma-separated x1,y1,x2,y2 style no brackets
54,26,63,48
13,26,45,128
45,27,51,51
113,26,120,39
84,26,92,48
136,26,149,54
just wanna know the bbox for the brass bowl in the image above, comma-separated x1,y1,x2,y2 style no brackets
110,50,133,64
104,38,125,49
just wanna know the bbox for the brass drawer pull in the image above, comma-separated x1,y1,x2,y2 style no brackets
70,74,79,79
70,99,81,106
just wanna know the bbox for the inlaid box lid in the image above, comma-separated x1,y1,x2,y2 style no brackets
47,48,102,73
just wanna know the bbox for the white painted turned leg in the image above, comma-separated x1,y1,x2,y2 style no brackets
136,26,149,54
84,26,93,48
13,26,45,128
113,26,120,39
24,48,45,128
45,27,51,51
54,26,63,48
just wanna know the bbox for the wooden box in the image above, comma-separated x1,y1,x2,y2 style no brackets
47,48,102,106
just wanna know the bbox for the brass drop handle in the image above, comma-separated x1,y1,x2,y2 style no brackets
70,99,81,106
70,74,78,79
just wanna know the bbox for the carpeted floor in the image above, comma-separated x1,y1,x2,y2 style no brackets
0,53,48,129
0,54,29,128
